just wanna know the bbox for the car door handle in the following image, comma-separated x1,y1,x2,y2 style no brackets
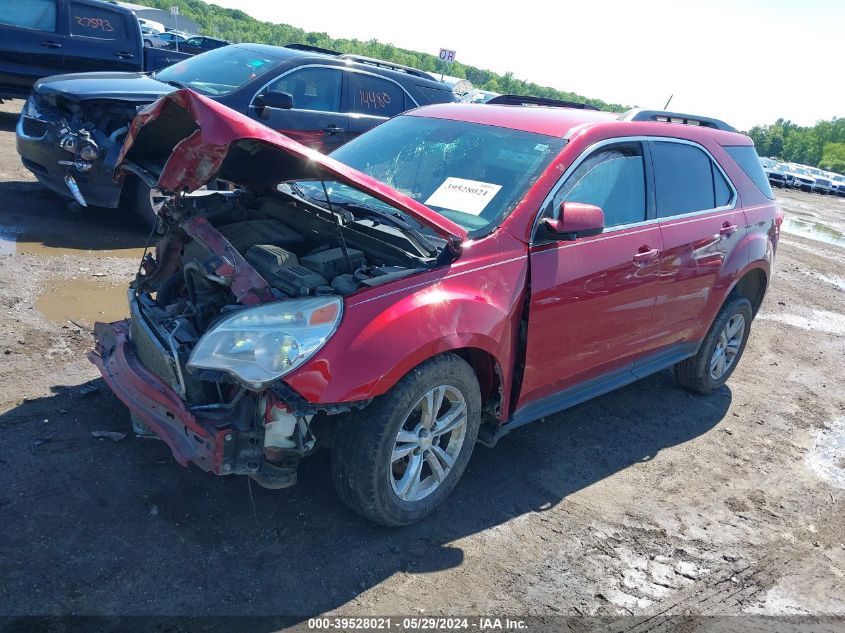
40,40,62,49
114,51,135,59
719,222,738,236
633,247,660,264
323,125,344,136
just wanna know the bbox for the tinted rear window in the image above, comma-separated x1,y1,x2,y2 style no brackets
415,85,456,105
70,2,127,39
349,74,406,117
652,141,718,216
725,146,775,199
0,0,56,31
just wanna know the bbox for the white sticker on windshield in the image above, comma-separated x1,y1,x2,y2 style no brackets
424,177,502,216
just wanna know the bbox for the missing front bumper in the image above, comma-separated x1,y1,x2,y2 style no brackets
88,319,296,483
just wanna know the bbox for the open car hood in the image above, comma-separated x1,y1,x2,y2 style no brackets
116,89,468,242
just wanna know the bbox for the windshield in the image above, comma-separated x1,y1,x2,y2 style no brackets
290,116,563,234
154,46,283,97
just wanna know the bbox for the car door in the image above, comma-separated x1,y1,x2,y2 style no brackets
643,139,747,362
64,0,140,73
0,0,64,95
345,71,411,140
516,140,664,413
249,66,349,152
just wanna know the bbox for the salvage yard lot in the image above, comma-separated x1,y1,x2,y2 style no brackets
0,100,843,618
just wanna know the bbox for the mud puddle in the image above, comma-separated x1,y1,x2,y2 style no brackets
781,217,845,248
35,278,128,326
0,226,146,259
806,417,845,490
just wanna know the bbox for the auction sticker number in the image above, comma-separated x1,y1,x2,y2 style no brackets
308,617,392,629
425,177,502,216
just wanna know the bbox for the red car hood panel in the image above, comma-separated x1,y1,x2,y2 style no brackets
116,89,468,241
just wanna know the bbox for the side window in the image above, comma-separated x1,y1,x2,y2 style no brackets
724,145,774,199
266,67,342,112
652,141,729,217
349,73,406,117
553,143,647,228
0,0,56,31
186,37,202,47
713,164,732,207
70,2,127,39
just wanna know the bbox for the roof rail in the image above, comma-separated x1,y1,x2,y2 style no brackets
284,43,342,56
485,94,599,111
336,54,435,80
620,108,736,132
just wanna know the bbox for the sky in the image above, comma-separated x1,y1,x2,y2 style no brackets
209,0,843,131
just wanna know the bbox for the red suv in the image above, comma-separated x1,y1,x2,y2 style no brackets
90,90,782,525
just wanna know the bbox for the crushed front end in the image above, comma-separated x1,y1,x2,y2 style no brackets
88,89,459,487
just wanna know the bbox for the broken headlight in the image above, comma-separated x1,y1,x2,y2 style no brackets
187,297,343,389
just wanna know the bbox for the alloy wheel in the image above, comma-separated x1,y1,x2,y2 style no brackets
389,385,468,502
710,313,746,380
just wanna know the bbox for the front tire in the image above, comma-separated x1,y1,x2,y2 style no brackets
124,176,165,231
331,354,481,526
674,296,753,394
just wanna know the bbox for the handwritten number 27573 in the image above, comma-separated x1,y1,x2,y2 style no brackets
74,16,114,32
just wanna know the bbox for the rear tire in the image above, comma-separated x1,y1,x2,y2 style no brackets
674,296,753,394
331,354,481,526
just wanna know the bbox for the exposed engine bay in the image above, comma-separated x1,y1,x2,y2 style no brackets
89,88,469,488
126,186,448,487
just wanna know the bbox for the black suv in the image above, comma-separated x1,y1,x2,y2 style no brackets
169,35,229,55
16,42,457,225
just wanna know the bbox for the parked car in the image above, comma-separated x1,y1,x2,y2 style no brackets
785,164,815,192
137,17,165,34
140,25,161,47
806,168,834,195
146,30,187,50
171,35,229,55
89,92,781,525
16,43,458,226
832,175,845,197
0,0,190,100
760,157,790,188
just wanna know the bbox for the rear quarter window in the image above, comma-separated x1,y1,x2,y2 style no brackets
70,2,128,39
415,85,456,105
724,145,775,199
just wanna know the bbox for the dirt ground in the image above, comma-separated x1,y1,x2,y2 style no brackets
0,99,843,623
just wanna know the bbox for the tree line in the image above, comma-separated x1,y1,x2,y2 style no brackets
134,0,625,111
747,119,845,175
136,0,843,174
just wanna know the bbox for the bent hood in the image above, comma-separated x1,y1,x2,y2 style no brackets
35,72,174,104
117,89,468,241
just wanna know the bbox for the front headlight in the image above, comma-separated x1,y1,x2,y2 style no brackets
187,297,343,389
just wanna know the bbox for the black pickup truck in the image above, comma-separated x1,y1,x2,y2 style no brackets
0,0,189,100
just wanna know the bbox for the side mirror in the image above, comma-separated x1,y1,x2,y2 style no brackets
542,202,604,240
255,90,293,112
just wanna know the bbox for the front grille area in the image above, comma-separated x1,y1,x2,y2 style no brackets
130,309,181,392
129,298,216,404
31,93,64,119
21,116,48,138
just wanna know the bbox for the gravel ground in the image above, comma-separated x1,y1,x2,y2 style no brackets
0,100,843,623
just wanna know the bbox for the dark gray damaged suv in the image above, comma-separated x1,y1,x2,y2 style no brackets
16,42,457,226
